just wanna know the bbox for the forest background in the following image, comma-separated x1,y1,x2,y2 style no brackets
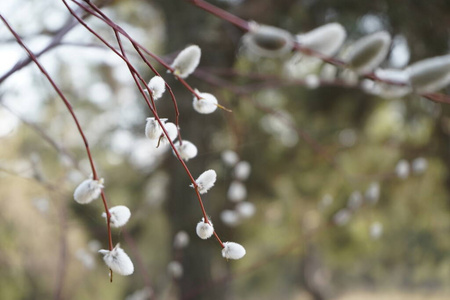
1,0,450,299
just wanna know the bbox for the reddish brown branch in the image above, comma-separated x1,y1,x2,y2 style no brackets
422,92,450,104
186,0,450,102
186,0,250,31
0,15,98,180
0,13,115,278
74,0,218,104
65,0,224,247
0,17,78,84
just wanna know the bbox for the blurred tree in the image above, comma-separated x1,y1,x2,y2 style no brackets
1,0,450,300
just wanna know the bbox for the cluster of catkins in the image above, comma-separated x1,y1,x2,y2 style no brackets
395,157,428,180
73,45,246,276
73,177,134,276
193,169,246,260
324,157,428,238
144,45,218,159
327,183,383,240
220,150,256,227
241,22,450,97
325,182,382,238
158,45,245,260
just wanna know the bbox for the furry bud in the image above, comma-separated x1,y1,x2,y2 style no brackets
148,76,166,100
73,178,104,204
98,244,134,276
296,23,346,56
170,45,201,78
102,205,131,228
406,54,450,93
193,89,218,114
173,140,198,161
145,117,167,140
346,31,391,74
192,169,217,194
196,218,214,239
242,22,294,58
222,242,246,260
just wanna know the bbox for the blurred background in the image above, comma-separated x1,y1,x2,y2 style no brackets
1,0,450,299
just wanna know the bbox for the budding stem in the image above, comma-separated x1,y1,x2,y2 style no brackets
1,12,115,279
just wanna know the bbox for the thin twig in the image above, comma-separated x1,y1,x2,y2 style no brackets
186,0,450,102
0,100,80,170
0,8,84,84
0,14,115,280
65,0,225,248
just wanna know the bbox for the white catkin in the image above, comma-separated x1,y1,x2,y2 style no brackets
102,205,131,228
160,122,178,145
148,76,166,100
222,242,246,260
173,140,198,161
370,222,383,239
234,161,251,181
369,68,412,98
73,178,104,204
365,182,380,204
145,117,167,140
347,191,363,210
305,74,320,89
395,159,410,179
346,31,391,74
167,261,183,279
406,54,450,94
296,22,347,56
333,209,351,226
220,210,241,227
98,244,134,276
173,231,190,249
412,157,428,175
221,150,239,167
242,22,294,58
227,181,247,202
192,169,217,194
375,68,409,83
236,202,256,219
196,219,214,239
170,45,201,78
193,89,218,114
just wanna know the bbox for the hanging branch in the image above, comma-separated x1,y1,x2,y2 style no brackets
0,13,115,280
62,0,227,248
